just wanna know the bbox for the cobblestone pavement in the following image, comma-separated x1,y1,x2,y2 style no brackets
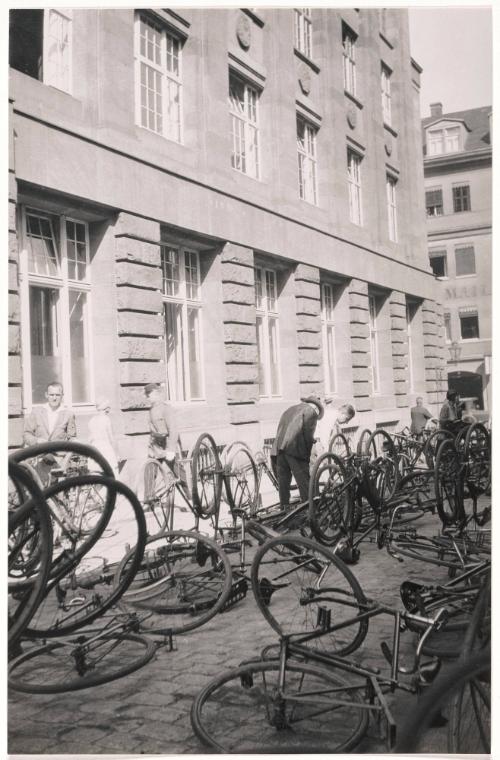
9,489,487,756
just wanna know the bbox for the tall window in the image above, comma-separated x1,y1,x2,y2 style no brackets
21,208,92,406
294,8,312,58
429,250,447,278
347,149,362,225
444,313,452,343
369,295,380,394
406,302,416,393
229,73,260,179
452,184,471,213
9,9,72,92
459,311,479,340
342,23,357,95
386,174,398,242
381,64,392,124
135,14,182,142
297,117,318,205
162,246,203,401
427,125,461,155
425,188,443,217
455,245,476,277
321,283,337,395
255,267,280,397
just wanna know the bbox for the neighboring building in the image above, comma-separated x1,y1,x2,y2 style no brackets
422,103,492,411
8,8,444,462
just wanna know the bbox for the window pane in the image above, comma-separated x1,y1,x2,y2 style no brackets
429,254,447,277
268,316,280,395
26,212,59,276
66,220,88,281
29,286,61,404
45,9,71,91
455,246,475,276
453,185,471,213
256,314,266,395
326,324,336,393
255,268,263,309
187,307,202,398
69,290,90,403
460,315,479,340
164,301,185,401
161,247,180,296
185,250,200,301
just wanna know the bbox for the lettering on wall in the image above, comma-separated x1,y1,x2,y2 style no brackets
445,284,490,301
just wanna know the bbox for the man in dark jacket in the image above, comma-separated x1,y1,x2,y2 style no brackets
271,395,324,508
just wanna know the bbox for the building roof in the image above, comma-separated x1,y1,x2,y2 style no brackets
422,105,491,154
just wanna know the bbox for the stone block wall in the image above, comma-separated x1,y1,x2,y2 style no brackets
422,298,442,403
8,99,23,450
294,263,322,398
114,213,163,445
389,291,409,408
433,300,447,405
348,279,372,412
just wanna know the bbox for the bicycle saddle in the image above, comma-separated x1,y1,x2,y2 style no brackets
400,580,427,614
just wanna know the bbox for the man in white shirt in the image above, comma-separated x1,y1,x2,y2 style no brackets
314,399,356,451
24,381,77,446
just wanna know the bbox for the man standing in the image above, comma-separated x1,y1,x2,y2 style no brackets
410,397,433,436
23,381,77,446
144,383,178,462
439,389,462,434
271,395,324,508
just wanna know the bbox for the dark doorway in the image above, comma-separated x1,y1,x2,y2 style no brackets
9,10,44,80
448,370,484,409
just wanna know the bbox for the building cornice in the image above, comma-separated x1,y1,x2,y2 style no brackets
428,223,492,240
423,148,491,172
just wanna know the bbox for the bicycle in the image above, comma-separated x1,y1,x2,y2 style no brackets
191,534,449,753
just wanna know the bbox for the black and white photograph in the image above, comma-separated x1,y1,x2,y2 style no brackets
7,2,493,756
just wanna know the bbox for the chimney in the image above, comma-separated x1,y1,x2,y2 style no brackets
430,102,443,118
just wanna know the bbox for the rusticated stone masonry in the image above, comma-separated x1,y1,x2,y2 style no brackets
432,300,447,405
389,291,409,409
114,213,163,438
348,279,372,412
8,98,23,450
221,242,259,428
294,263,322,398
422,298,443,402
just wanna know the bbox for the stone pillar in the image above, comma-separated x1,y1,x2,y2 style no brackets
434,300,447,404
114,213,163,440
8,97,23,450
422,299,441,405
294,263,322,398
348,279,371,412
389,291,409,408
220,243,259,428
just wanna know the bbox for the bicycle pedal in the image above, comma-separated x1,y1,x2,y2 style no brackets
219,577,248,612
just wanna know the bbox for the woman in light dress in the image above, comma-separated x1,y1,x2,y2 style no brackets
87,399,120,475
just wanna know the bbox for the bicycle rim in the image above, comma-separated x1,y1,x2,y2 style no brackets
191,433,223,517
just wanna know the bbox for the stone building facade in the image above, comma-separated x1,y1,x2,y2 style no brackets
422,103,492,411
8,7,445,462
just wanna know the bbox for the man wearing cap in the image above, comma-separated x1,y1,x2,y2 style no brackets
271,395,324,508
144,383,178,461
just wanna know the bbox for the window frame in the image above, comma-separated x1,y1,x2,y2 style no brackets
429,250,448,278
297,116,318,205
454,245,476,278
425,187,444,217
342,23,357,96
134,12,183,143
161,244,205,402
347,148,363,225
406,301,417,393
386,173,398,242
229,71,260,180
381,63,392,125
294,8,313,58
452,184,471,213
459,312,480,342
255,266,281,398
427,125,461,156
320,282,338,396
368,294,380,395
19,206,94,410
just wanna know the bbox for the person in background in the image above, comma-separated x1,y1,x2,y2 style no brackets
410,397,433,437
271,395,324,508
23,381,77,446
312,400,356,460
439,389,462,434
144,383,178,462
88,399,121,475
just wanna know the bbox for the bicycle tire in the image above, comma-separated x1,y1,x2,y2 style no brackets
8,631,156,693
464,423,491,497
434,439,463,527
362,429,399,508
328,432,350,459
391,535,464,572
251,535,368,656
308,453,352,546
394,650,490,753
423,429,454,469
24,477,147,638
191,433,223,517
8,463,53,648
225,445,258,517
135,458,175,534
355,428,372,457
191,659,369,753
114,530,232,635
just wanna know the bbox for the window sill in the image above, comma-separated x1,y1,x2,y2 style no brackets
231,167,261,183
299,196,320,208
344,90,363,109
453,209,472,214
436,276,449,281
293,48,321,74
460,338,481,343
455,274,477,279
383,122,398,137
242,8,265,27
136,123,183,147
379,31,394,49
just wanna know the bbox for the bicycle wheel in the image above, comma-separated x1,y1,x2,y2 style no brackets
135,459,175,533
251,535,368,656
362,429,399,508
435,439,463,527
328,433,350,459
355,429,372,457
308,453,352,546
191,433,223,517
423,429,454,469
8,463,53,648
8,630,156,693
114,530,232,635
464,423,491,497
394,650,490,753
24,478,147,638
391,535,464,572
191,659,369,753
225,445,258,517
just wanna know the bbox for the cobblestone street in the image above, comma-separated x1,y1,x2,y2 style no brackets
9,502,460,756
